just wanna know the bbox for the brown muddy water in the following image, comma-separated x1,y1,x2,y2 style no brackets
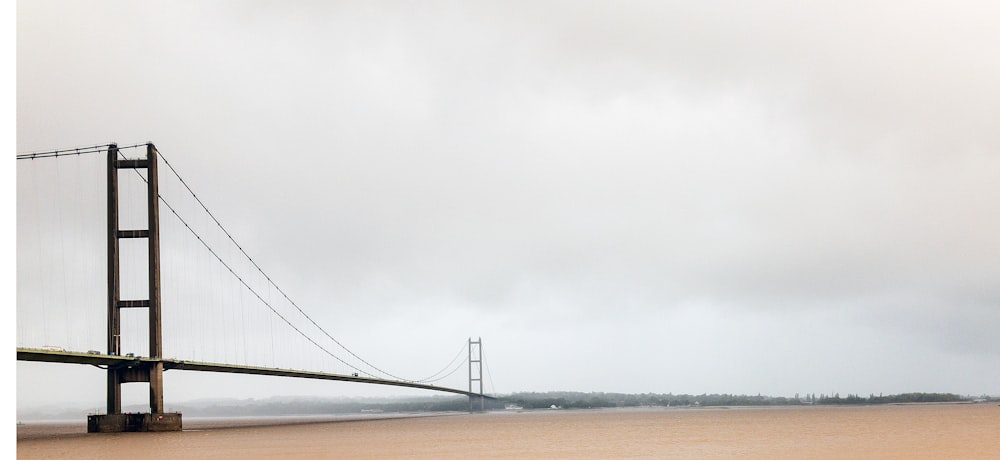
16,403,1000,459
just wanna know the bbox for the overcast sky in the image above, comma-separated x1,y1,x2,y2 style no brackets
14,1,1000,411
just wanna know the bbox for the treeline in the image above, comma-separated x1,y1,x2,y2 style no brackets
496,391,971,410
499,391,795,409
813,392,965,405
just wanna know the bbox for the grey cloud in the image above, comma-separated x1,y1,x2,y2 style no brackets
16,1,1000,408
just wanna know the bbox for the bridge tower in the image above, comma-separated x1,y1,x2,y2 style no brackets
88,143,182,432
468,337,485,412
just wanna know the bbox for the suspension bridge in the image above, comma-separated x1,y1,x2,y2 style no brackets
16,143,496,432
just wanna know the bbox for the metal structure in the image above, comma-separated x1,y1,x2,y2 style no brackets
19,349,493,398
468,337,484,412
16,143,496,431
90,143,181,432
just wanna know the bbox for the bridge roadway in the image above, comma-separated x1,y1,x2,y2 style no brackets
17,348,495,400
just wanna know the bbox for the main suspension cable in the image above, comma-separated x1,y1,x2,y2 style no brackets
482,344,497,396
16,143,146,160
119,150,376,378
21,143,459,383
419,354,469,384
414,339,469,383
153,148,412,381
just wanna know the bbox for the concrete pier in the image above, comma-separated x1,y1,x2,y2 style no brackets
87,413,182,432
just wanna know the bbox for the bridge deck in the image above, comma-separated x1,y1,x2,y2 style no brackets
17,348,494,399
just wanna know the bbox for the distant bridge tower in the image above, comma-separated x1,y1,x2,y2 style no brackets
88,143,181,432
468,337,484,412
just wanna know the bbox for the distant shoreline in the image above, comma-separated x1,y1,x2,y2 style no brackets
19,401,996,441
20,390,985,422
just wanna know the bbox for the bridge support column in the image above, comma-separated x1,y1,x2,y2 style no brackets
468,337,485,412
106,368,122,415
92,143,181,432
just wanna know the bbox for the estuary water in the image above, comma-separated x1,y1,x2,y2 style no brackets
16,403,1000,459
